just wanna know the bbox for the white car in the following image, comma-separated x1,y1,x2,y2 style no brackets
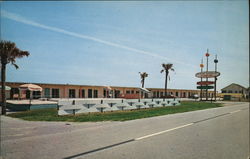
193,94,199,99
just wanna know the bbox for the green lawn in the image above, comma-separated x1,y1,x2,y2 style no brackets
7,101,222,122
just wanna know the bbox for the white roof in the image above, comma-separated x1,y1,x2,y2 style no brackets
19,84,43,91
139,87,150,93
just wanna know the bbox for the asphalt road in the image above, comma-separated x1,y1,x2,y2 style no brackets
1,102,249,159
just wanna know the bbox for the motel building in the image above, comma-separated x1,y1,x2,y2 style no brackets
5,82,216,100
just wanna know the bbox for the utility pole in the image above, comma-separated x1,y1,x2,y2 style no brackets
200,58,204,101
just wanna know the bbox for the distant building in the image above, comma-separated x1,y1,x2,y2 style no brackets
220,83,248,100
221,83,247,94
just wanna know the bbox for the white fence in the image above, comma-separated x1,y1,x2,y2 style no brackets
58,98,181,115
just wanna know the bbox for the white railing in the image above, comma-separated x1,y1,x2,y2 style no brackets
58,98,181,115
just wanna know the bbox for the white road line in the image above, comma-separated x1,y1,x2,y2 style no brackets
5,134,25,137
135,123,193,141
10,127,35,130
230,110,241,114
135,109,244,141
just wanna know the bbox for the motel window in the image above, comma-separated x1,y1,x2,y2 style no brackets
136,91,139,94
126,90,130,94
103,89,106,97
11,88,19,94
103,89,109,98
52,89,60,98
26,90,31,99
153,92,157,98
10,88,19,99
94,90,98,98
131,90,134,94
235,91,238,93
160,92,163,97
222,90,226,93
88,89,93,98
33,91,41,99
69,89,75,98
157,91,159,98
183,92,186,98
81,89,85,98
115,90,120,98
228,90,233,93
44,88,50,98
175,92,179,97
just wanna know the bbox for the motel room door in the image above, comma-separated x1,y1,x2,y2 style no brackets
114,90,120,98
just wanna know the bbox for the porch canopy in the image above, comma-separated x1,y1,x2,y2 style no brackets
139,87,150,93
104,86,112,90
19,84,43,91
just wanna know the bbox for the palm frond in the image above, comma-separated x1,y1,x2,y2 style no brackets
0,40,30,68
139,72,148,78
11,62,19,69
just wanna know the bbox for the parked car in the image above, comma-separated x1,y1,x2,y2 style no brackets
192,94,199,99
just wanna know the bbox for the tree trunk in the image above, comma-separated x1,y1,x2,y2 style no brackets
141,78,145,98
1,63,6,115
164,71,168,99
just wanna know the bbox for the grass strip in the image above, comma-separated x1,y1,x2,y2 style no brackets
7,101,222,122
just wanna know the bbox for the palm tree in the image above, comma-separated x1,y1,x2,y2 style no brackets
160,63,174,99
1,41,29,115
139,72,148,88
139,72,148,99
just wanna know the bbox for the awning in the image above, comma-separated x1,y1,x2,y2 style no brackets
104,86,112,90
19,84,43,91
0,86,11,90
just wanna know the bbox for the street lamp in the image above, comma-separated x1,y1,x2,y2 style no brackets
214,55,218,101
205,49,210,101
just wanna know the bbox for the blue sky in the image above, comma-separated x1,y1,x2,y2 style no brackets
1,1,249,90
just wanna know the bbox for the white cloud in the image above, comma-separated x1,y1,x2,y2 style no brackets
1,10,196,68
